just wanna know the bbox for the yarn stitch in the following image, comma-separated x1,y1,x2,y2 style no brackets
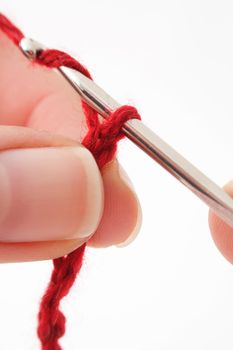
0,13,141,350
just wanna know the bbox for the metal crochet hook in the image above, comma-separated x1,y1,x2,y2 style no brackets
20,37,233,228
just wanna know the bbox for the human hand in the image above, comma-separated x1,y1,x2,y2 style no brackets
2,31,233,267
0,33,142,262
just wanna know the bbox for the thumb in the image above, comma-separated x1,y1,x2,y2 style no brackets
0,126,103,262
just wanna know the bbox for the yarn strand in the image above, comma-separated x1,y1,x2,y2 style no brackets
0,12,141,350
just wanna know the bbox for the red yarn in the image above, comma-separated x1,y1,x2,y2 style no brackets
0,13,141,350
0,13,23,45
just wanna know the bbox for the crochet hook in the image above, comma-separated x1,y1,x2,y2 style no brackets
20,37,233,229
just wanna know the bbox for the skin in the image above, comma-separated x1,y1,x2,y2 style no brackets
0,33,233,263
0,33,141,262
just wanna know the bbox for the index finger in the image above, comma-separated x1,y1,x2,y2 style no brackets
0,31,86,139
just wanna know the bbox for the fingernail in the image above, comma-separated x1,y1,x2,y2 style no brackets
0,146,103,242
116,163,142,247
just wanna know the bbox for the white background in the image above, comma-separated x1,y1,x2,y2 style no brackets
1,1,233,349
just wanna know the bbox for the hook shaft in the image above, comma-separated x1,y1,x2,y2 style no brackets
20,37,233,228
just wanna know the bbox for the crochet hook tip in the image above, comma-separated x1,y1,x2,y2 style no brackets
19,37,45,60
58,66,120,117
19,37,233,229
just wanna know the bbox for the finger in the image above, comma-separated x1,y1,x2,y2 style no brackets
88,160,142,247
0,126,103,261
209,181,233,264
0,32,86,138
0,32,141,248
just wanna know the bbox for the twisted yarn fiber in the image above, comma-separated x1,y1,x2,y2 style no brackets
0,13,141,350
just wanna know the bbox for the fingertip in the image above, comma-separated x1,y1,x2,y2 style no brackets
88,160,142,248
0,145,103,243
209,180,233,264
